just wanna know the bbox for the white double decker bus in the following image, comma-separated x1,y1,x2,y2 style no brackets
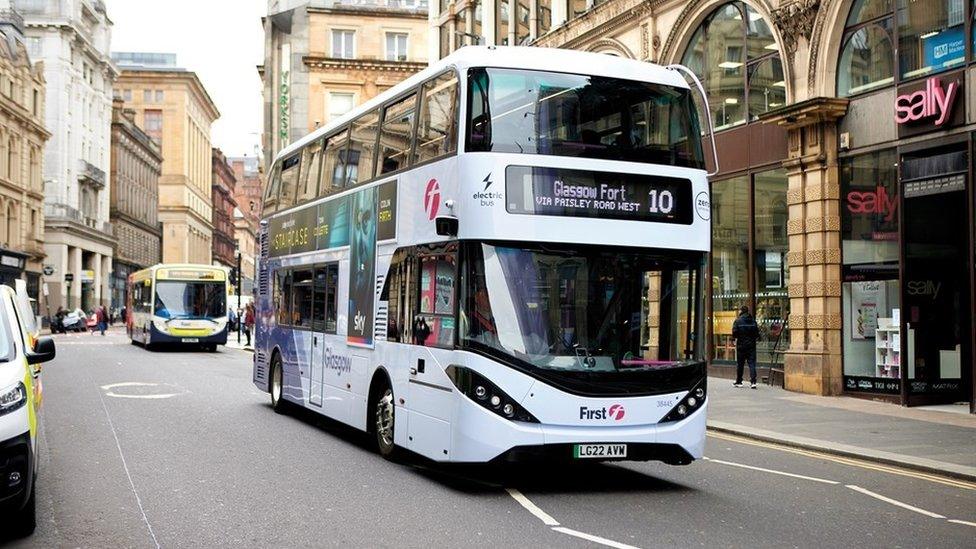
254,46,715,464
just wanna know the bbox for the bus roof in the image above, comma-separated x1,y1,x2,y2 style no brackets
274,46,690,163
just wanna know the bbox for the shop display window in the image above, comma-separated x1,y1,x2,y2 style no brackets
710,175,750,362
840,149,902,392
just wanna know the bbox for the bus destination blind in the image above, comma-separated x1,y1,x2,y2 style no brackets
505,166,693,224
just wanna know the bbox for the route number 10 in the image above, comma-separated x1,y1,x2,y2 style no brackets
647,189,674,214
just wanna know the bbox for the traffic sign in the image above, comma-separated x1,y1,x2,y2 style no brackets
42,266,54,276
64,273,74,282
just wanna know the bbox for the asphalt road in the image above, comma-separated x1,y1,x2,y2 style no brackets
3,328,974,548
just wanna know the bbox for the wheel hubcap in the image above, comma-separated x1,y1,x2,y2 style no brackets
376,389,394,447
272,364,282,402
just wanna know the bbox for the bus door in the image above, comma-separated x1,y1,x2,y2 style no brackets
311,263,345,417
405,250,457,457
309,265,329,407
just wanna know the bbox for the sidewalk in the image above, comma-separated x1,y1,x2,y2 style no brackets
707,377,976,481
224,335,254,353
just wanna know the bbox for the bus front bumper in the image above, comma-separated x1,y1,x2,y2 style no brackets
148,324,228,345
450,399,707,464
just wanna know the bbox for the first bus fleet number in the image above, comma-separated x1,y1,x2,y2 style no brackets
547,181,674,214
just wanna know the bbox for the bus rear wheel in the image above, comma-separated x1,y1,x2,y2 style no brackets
270,355,286,414
374,386,398,459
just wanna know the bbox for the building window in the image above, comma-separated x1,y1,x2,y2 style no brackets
838,0,969,97
516,0,530,45
538,0,552,35
155,90,164,102
332,30,356,59
143,90,152,103
144,109,163,144
123,89,132,102
386,32,408,61
709,168,789,366
328,92,354,121
497,0,511,45
899,0,965,79
680,2,783,131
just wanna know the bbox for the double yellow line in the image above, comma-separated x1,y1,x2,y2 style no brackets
707,431,976,491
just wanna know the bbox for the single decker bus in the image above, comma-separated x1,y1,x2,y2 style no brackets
253,46,716,464
127,264,230,351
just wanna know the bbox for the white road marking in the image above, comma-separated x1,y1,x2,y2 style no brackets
846,485,946,519
101,382,184,400
505,488,560,526
552,527,641,549
95,381,162,549
505,488,643,549
703,457,839,485
947,519,976,527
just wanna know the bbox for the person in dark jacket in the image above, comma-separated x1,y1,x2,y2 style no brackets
732,305,760,388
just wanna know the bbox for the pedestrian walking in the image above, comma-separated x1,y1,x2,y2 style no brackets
243,302,255,347
97,305,108,336
732,305,760,389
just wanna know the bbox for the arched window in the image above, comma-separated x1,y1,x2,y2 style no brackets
680,2,784,131
838,0,968,97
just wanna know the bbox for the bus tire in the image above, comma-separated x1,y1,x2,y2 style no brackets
270,354,286,414
373,383,399,459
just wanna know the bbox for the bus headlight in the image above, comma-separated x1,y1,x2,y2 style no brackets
659,378,706,424
0,382,27,416
445,365,538,423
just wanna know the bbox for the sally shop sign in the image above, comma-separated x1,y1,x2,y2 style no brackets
895,74,963,136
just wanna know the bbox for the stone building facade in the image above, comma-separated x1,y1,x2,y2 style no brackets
261,0,429,166
211,148,238,270
230,156,261,295
432,0,976,412
113,53,220,266
17,0,115,312
108,97,162,309
0,10,49,313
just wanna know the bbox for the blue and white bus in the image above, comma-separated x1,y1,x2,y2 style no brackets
253,46,715,464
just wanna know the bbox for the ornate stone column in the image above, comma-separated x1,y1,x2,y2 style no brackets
760,97,848,395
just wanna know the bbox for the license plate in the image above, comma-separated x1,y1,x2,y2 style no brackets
573,444,627,459
182,338,199,343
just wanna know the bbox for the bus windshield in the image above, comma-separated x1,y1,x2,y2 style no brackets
461,243,703,375
153,281,227,320
466,67,704,169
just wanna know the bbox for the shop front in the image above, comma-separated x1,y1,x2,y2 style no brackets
839,69,975,410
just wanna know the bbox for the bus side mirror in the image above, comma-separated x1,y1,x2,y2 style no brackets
27,336,56,365
435,216,458,237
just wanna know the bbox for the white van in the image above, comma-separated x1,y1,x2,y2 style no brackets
0,283,55,537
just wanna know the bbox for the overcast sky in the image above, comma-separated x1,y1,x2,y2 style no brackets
107,0,265,158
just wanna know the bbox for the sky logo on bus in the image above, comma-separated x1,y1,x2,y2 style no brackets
579,404,625,421
424,178,440,220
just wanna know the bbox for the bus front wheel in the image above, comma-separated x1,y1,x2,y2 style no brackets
270,355,286,414
374,386,398,459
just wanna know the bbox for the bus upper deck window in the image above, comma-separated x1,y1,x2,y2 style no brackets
320,129,350,195
278,155,301,210
414,72,459,164
347,110,381,186
379,93,418,174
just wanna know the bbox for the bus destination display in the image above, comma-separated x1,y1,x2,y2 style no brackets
505,166,693,224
